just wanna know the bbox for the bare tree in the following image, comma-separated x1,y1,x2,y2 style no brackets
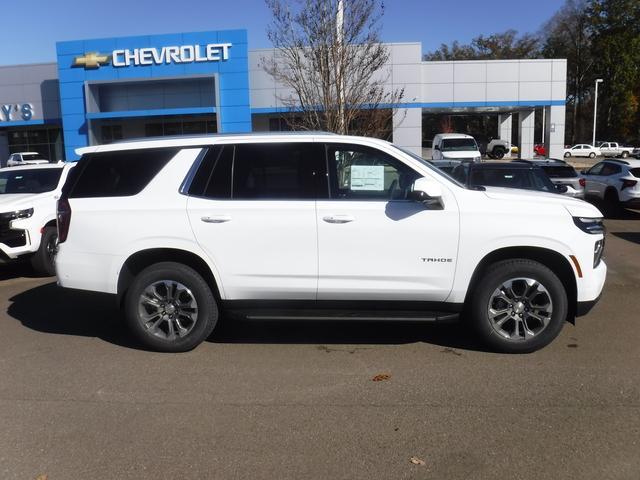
262,0,403,139
541,0,593,144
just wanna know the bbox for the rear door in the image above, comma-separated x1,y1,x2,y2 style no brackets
186,142,326,300
316,142,459,302
583,162,605,197
599,162,622,193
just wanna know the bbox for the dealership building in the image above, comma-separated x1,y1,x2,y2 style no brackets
0,29,567,162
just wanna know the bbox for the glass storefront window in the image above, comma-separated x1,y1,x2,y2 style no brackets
7,126,64,161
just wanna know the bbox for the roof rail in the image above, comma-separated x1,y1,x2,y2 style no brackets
112,131,338,144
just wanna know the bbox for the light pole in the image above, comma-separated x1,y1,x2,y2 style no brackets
336,0,346,134
592,78,603,146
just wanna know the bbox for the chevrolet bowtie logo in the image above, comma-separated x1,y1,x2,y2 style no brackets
73,52,111,69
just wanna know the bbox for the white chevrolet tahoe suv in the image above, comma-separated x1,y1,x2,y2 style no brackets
55,134,607,353
0,163,74,275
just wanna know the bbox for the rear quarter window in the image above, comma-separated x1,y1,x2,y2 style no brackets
66,148,178,198
541,166,577,178
629,168,640,178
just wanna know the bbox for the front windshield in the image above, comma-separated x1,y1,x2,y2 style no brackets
441,138,478,152
0,168,63,194
391,145,466,188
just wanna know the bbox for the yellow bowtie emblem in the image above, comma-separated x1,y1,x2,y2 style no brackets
73,52,111,69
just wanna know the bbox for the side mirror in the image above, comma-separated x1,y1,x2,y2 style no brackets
556,184,568,193
409,177,444,207
434,145,440,151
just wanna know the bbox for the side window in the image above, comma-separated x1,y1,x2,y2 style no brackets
600,163,621,176
232,143,326,200
67,148,179,198
587,162,604,175
187,146,232,199
326,144,421,201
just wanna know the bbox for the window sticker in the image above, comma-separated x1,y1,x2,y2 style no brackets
350,165,384,191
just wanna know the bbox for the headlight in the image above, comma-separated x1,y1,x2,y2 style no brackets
0,208,34,220
573,216,605,235
594,238,605,268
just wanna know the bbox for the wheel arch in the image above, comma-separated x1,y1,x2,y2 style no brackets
117,248,222,307
464,246,578,322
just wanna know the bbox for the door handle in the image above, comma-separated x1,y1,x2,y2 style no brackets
322,215,355,224
201,215,232,224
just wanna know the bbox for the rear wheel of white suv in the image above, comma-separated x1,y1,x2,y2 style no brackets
469,259,568,353
124,262,218,352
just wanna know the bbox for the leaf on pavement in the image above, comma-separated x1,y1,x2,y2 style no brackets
409,456,426,466
372,373,391,382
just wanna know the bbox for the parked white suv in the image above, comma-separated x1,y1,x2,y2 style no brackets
582,158,640,211
0,163,74,274
55,134,606,353
6,152,49,167
431,133,481,162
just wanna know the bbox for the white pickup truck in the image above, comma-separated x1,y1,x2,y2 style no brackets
598,142,635,158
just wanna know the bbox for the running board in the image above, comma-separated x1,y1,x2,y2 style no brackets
232,310,459,322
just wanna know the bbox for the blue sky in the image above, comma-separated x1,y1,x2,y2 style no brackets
1,0,563,66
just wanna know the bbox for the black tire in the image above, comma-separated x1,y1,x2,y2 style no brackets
493,147,505,159
589,152,596,158
124,262,218,352
621,151,629,158
603,188,621,217
30,226,58,276
564,152,571,158
468,259,568,354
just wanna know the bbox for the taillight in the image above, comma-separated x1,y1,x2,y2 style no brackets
621,179,637,190
579,178,586,187
57,198,71,243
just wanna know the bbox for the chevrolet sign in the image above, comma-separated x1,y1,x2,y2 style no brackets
73,52,111,69
73,43,232,69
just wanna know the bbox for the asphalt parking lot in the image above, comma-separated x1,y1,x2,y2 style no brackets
1,214,639,480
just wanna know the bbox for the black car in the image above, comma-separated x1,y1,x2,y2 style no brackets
450,161,565,193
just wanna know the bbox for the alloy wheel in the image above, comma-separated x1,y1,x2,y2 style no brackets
487,277,553,341
137,280,199,340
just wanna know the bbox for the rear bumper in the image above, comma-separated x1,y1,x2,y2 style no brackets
55,246,118,294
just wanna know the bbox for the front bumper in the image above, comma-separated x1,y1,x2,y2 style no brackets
576,292,602,317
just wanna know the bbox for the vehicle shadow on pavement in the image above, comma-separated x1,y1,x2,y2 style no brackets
0,262,43,281
211,316,492,352
7,283,490,352
610,232,640,245
589,201,640,220
7,282,141,350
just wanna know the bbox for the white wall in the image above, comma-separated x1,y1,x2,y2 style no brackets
247,46,568,153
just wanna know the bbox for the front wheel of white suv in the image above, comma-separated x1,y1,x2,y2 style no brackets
469,259,568,353
30,226,58,276
124,262,219,352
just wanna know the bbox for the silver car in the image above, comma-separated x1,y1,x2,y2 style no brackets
513,159,585,198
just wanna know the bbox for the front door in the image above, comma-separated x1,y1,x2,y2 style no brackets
187,142,326,300
316,143,460,302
